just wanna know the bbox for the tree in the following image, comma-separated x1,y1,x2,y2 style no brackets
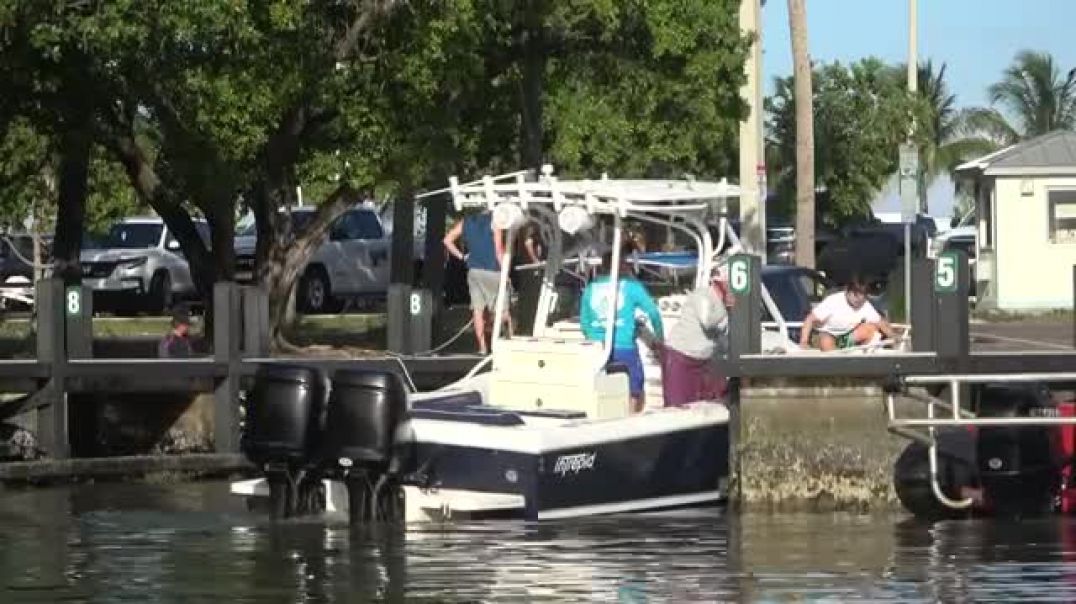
888,60,994,212
4,0,753,349
787,0,814,267
959,50,1076,148
541,0,750,178
766,58,930,224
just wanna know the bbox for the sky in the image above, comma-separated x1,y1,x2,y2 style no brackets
759,0,1076,217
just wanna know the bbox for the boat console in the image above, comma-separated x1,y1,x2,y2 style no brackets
487,337,631,419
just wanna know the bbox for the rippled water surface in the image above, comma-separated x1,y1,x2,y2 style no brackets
1,480,1075,602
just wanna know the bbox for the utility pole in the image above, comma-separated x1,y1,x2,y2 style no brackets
738,0,766,261
899,0,918,324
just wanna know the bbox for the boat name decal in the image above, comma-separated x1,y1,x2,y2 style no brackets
553,452,596,476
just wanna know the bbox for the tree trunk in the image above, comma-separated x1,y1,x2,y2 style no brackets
519,0,545,169
255,183,357,349
788,0,815,268
53,124,91,284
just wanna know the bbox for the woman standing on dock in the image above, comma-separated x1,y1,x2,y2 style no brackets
661,265,733,406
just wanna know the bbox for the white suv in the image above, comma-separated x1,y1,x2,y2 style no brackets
233,205,390,313
928,211,975,259
81,217,208,312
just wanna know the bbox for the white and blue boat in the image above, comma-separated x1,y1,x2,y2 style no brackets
230,167,848,522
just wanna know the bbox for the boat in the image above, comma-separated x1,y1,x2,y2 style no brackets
230,166,911,524
231,167,739,523
885,374,1076,519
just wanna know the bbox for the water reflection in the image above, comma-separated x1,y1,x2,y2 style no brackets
0,481,1074,602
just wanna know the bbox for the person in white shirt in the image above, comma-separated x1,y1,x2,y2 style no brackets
798,277,896,351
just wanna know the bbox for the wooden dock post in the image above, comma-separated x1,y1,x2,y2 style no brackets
388,194,416,354
909,258,935,352
422,196,447,347
725,253,762,504
934,249,970,363
728,253,762,358
240,285,270,357
213,282,242,453
36,278,68,459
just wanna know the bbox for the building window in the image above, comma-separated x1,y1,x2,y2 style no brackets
1048,189,1076,244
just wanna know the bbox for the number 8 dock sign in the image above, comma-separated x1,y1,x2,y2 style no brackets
729,256,750,295
65,286,82,317
935,251,958,293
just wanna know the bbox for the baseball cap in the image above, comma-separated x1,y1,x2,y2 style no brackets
171,304,191,326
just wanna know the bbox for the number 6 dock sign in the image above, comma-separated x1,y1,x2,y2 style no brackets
729,256,751,295
935,251,958,293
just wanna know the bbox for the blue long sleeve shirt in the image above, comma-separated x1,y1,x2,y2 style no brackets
580,275,664,350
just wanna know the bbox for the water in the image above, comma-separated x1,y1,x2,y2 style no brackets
1,481,1075,602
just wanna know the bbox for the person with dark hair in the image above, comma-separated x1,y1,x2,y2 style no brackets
579,241,664,413
798,276,895,351
158,304,193,358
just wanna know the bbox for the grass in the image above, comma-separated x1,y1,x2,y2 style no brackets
0,312,390,358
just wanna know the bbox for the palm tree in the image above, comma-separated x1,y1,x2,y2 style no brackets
958,50,1076,148
787,0,814,268
911,61,995,209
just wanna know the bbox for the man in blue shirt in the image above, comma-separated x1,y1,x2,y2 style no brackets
443,210,511,354
580,244,664,412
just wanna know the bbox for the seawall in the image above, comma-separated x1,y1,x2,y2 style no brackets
734,379,920,512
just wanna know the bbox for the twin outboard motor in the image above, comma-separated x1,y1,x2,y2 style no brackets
319,370,410,524
974,383,1062,516
241,364,410,523
241,365,329,518
893,382,1067,520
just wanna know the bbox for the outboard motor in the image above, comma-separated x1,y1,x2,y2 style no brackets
975,383,1062,516
241,364,329,518
318,370,410,525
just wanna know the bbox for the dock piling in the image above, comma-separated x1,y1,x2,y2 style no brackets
213,282,242,454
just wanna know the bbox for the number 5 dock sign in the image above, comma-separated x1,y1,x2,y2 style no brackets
935,251,958,293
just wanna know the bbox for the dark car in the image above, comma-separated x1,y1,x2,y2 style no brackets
761,265,833,343
941,233,976,297
0,234,49,282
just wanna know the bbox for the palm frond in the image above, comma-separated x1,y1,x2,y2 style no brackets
952,107,1021,148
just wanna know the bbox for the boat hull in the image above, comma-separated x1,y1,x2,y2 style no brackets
232,403,730,522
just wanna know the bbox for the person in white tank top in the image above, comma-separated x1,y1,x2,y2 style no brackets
798,277,895,351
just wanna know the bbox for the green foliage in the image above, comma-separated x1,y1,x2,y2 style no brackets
956,50,1076,152
542,0,749,178
0,118,138,234
766,58,931,224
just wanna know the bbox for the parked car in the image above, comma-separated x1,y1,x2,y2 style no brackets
0,233,49,282
234,205,391,314
80,217,208,312
766,225,796,264
939,231,977,297
928,212,975,259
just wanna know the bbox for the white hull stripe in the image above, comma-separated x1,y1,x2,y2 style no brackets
537,490,726,520
409,404,729,455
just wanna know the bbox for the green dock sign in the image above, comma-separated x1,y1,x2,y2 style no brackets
729,255,751,295
65,286,82,317
935,251,958,293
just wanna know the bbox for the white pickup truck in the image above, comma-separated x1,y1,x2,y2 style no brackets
234,205,391,313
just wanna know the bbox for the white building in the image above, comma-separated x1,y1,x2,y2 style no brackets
955,130,1076,311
